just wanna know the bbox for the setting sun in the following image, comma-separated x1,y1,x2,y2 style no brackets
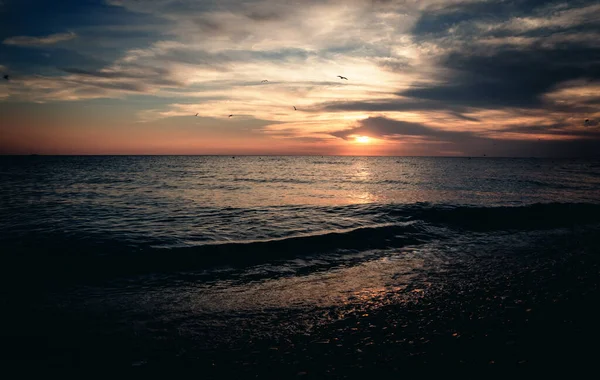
355,136,371,144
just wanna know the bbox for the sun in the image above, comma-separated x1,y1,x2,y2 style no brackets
355,136,371,144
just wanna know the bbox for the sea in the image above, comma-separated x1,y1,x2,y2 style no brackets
1,155,600,372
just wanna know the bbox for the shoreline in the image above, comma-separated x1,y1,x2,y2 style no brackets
2,228,599,376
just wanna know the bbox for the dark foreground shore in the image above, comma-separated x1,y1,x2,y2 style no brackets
187,230,600,376
2,227,600,377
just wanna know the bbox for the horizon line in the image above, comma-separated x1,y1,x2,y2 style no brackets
1,154,599,159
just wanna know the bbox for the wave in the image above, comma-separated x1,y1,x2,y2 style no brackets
3,202,600,284
1,222,431,285
396,202,600,231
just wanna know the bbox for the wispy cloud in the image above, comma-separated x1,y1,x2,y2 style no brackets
3,32,77,47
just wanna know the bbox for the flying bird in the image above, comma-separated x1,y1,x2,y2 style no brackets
2,75,8,81
229,114,234,118
195,113,198,117
293,106,297,110
337,75,348,80
261,80,269,83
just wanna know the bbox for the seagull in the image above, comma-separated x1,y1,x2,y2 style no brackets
229,114,234,118
2,75,8,81
337,75,348,80
261,80,269,83
195,113,198,117
293,106,297,110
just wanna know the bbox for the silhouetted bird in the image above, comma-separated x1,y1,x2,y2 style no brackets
261,80,269,83
2,75,8,81
337,76,348,80
293,106,297,110
195,113,198,117
229,114,234,118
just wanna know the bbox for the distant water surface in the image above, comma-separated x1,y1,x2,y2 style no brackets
2,156,599,249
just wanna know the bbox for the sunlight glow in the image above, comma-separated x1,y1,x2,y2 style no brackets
355,136,371,144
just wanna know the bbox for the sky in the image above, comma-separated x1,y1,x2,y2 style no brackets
0,0,599,156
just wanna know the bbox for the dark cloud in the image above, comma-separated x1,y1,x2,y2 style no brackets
348,0,597,147
61,65,171,79
60,65,183,88
413,0,588,38
0,46,109,76
450,112,480,122
62,67,140,79
419,0,600,41
318,98,470,113
66,78,148,92
3,32,76,46
337,117,600,142
1,0,161,40
333,117,600,157
331,116,478,141
501,122,600,137
401,44,600,109
299,0,600,144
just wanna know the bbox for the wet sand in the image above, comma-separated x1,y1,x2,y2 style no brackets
2,229,599,377
194,231,600,377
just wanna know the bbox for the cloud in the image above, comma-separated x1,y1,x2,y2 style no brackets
60,65,183,87
501,122,600,137
478,3,600,34
4,60,190,102
331,116,480,142
399,43,600,109
330,116,600,156
317,97,471,114
379,0,600,132
3,32,77,47
544,80,600,110
2,0,600,155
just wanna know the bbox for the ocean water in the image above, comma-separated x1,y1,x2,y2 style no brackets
1,155,600,369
